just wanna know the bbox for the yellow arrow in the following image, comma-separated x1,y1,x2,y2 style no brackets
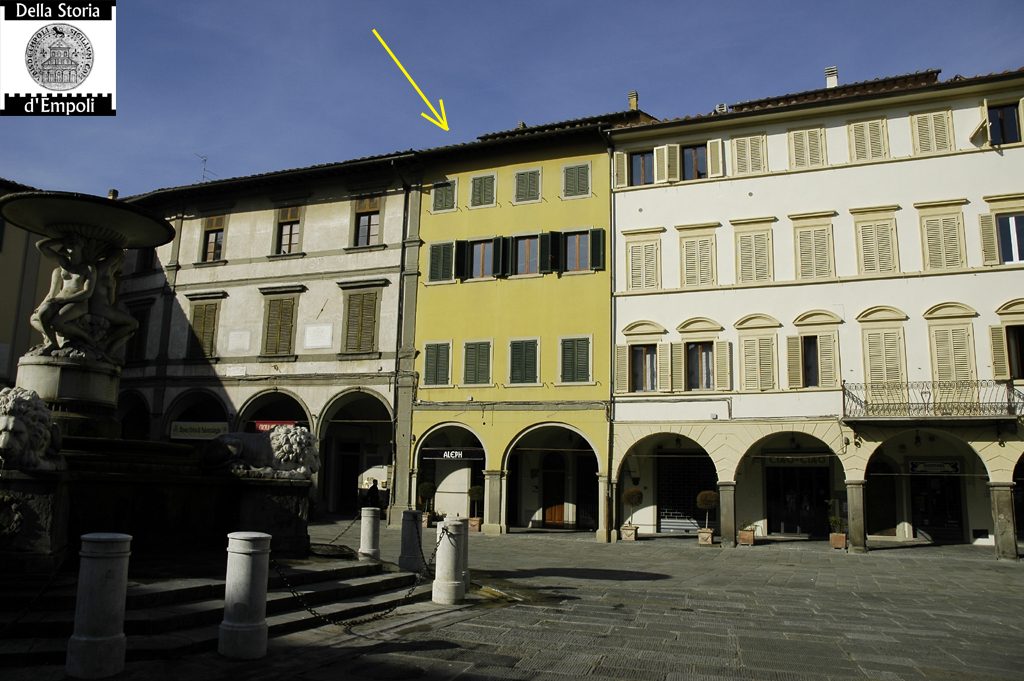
372,28,449,132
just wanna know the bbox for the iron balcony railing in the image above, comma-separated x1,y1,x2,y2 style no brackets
842,380,1024,419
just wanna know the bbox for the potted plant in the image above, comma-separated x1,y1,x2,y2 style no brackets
829,514,847,550
737,523,756,546
620,486,643,541
417,481,436,527
695,490,718,546
467,485,484,532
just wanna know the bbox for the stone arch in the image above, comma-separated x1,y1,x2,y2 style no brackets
236,389,312,432
503,421,599,472
117,390,151,441
162,388,232,440
414,423,485,521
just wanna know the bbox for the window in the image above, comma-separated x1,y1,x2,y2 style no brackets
629,344,657,392
849,119,888,161
680,233,715,288
685,342,713,390
991,324,1024,381
134,247,155,273
432,181,456,212
855,216,898,274
911,110,953,155
509,339,538,384
794,224,834,280
988,102,1022,145
562,164,590,198
514,170,540,203
735,229,772,283
343,290,378,353
201,215,225,262
468,240,494,278
930,324,975,388
740,336,775,391
629,151,654,186
463,341,491,385
627,240,659,290
996,214,1024,263
681,144,707,180
921,212,965,270
789,127,826,169
560,337,590,383
563,231,590,271
126,305,150,362
428,242,454,281
470,175,496,207
423,343,450,386
786,333,838,389
262,297,297,356
273,206,301,255
513,235,539,275
189,302,219,358
354,211,380,247
731,134,766,175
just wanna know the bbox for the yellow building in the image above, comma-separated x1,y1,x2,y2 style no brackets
405,108,653,540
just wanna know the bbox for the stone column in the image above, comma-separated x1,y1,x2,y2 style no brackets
358,507,381,561
595,474,610,543
458,515,470,590
989,482,1018,560
398,509,425,573
846,479,867,553
609,479,619,542
432,519,465,605
483,469,504,535
718,481,736,548
218,532,271,660
66,533,132,679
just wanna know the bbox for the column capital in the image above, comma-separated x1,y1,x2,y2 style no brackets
483,469,504,479
717,480,736,491
845,479,866,488
987,481,1014,491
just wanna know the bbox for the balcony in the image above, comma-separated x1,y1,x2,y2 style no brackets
842,380,1024,422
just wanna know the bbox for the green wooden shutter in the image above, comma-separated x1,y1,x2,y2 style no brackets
787,335,803,389
576,338,589,382
510,340,537,383
345,291,377,353
990,326,1010,380
191,303,217,357
515,170,539,202
713,340,731,391
561,338,589,383
979,214,1000,265
575,164,589,195
424,343,449,385
613,152,628,189
589,228,605,270
615,345,629,393
264,297,295,355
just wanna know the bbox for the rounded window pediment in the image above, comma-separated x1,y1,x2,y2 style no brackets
856,305,908,323
995,298,1024,317
734,313,781,330
677,317,723,334
622,320,667,336
922,302,978,320
793,309,843,327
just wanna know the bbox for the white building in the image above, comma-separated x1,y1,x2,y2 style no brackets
609,67,1024,558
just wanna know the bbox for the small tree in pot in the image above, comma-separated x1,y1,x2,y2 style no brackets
467,485,484,532
696,490,718,546
417,481,436,526
621,486,643,541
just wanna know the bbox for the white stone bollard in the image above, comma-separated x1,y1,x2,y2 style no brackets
358,506,381,561
398,510,425,573
65,533,132,680
432,519,465,605
218,532,271,660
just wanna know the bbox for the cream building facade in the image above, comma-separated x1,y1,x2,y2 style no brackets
609,68,1024,558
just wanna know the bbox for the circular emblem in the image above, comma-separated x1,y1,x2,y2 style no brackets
24,23,94,91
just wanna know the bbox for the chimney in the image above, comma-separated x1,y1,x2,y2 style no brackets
516,120,526,129
627,90,638,111
714,103,728,114
825,66,838,89
107,188,119,200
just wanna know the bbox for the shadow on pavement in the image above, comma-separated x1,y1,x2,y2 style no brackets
475,567,671,581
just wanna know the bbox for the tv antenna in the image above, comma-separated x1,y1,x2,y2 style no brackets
194,153,218,183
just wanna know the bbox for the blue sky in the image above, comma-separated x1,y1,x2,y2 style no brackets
1,0,1022,197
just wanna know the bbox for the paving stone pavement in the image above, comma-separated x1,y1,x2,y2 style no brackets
7,520,1023,680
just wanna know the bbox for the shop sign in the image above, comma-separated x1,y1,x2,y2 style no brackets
254,420,296,432
420,447,485,461
910,461,960,474
170,421,229,440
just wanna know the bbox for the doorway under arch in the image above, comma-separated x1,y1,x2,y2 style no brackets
319,390,393,515
416,424,485,520
117,391,151,440
163,389,231,442
237,391,310,432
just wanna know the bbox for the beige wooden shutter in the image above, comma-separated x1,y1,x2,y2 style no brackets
670,342,684,392
940,215,962,268
818,332,838,388
979,214,1000,265
865,330,886,389
733,137,750,174
698,237,713,286
990,325,1010,380
808,128,824,166
797,229,814,280
814,227,833,278
787,335,803,389
615,345,629,392
859,223,879,274
657,343,671,391
613,152,628,189
933,111,952,152
628,243,644,289
682,237,711,287
737,233,755,283
790,130,807,169
851,122,869,161
867,119,886,159
932,327,955,382
876,221,895,273
666,144,680,182
653,146,667,184
970,99,990,145
642,242,658,289
713,340,731,391
914,113,934,154
753,231,770,281
741,338,758,390
882,329,902,382
706,139,724,177
758,337,774,390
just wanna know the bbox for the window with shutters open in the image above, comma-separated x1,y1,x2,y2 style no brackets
626,240,660,290
997,325,1024,379
628,151,654,186
343,290,378,354
200,215,226,262
562,163,590,198
513,235,539,275
509,339,539,385
735,229,772,284
788,127,826,170
463,341,491,385
929,325,976,407
740,335,775,391
275,206,302,255
432,180,456,212
559,337,590,383
920,212,965,270
262,296,297,357
428,242,455,282
423,342,451,386
848,118,888,162
786,333,838,389
628,344,657,392
794,224,834,280
469,174,496,208
986,101,1023,145
514,169,541,204
855,217,898,275
911,110,954,155
987,213,1024,264
731,134,766,175
680,234,715,288
188,302,218,358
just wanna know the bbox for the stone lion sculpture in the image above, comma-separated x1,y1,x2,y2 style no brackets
206,425,319,480
0,387,63,471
